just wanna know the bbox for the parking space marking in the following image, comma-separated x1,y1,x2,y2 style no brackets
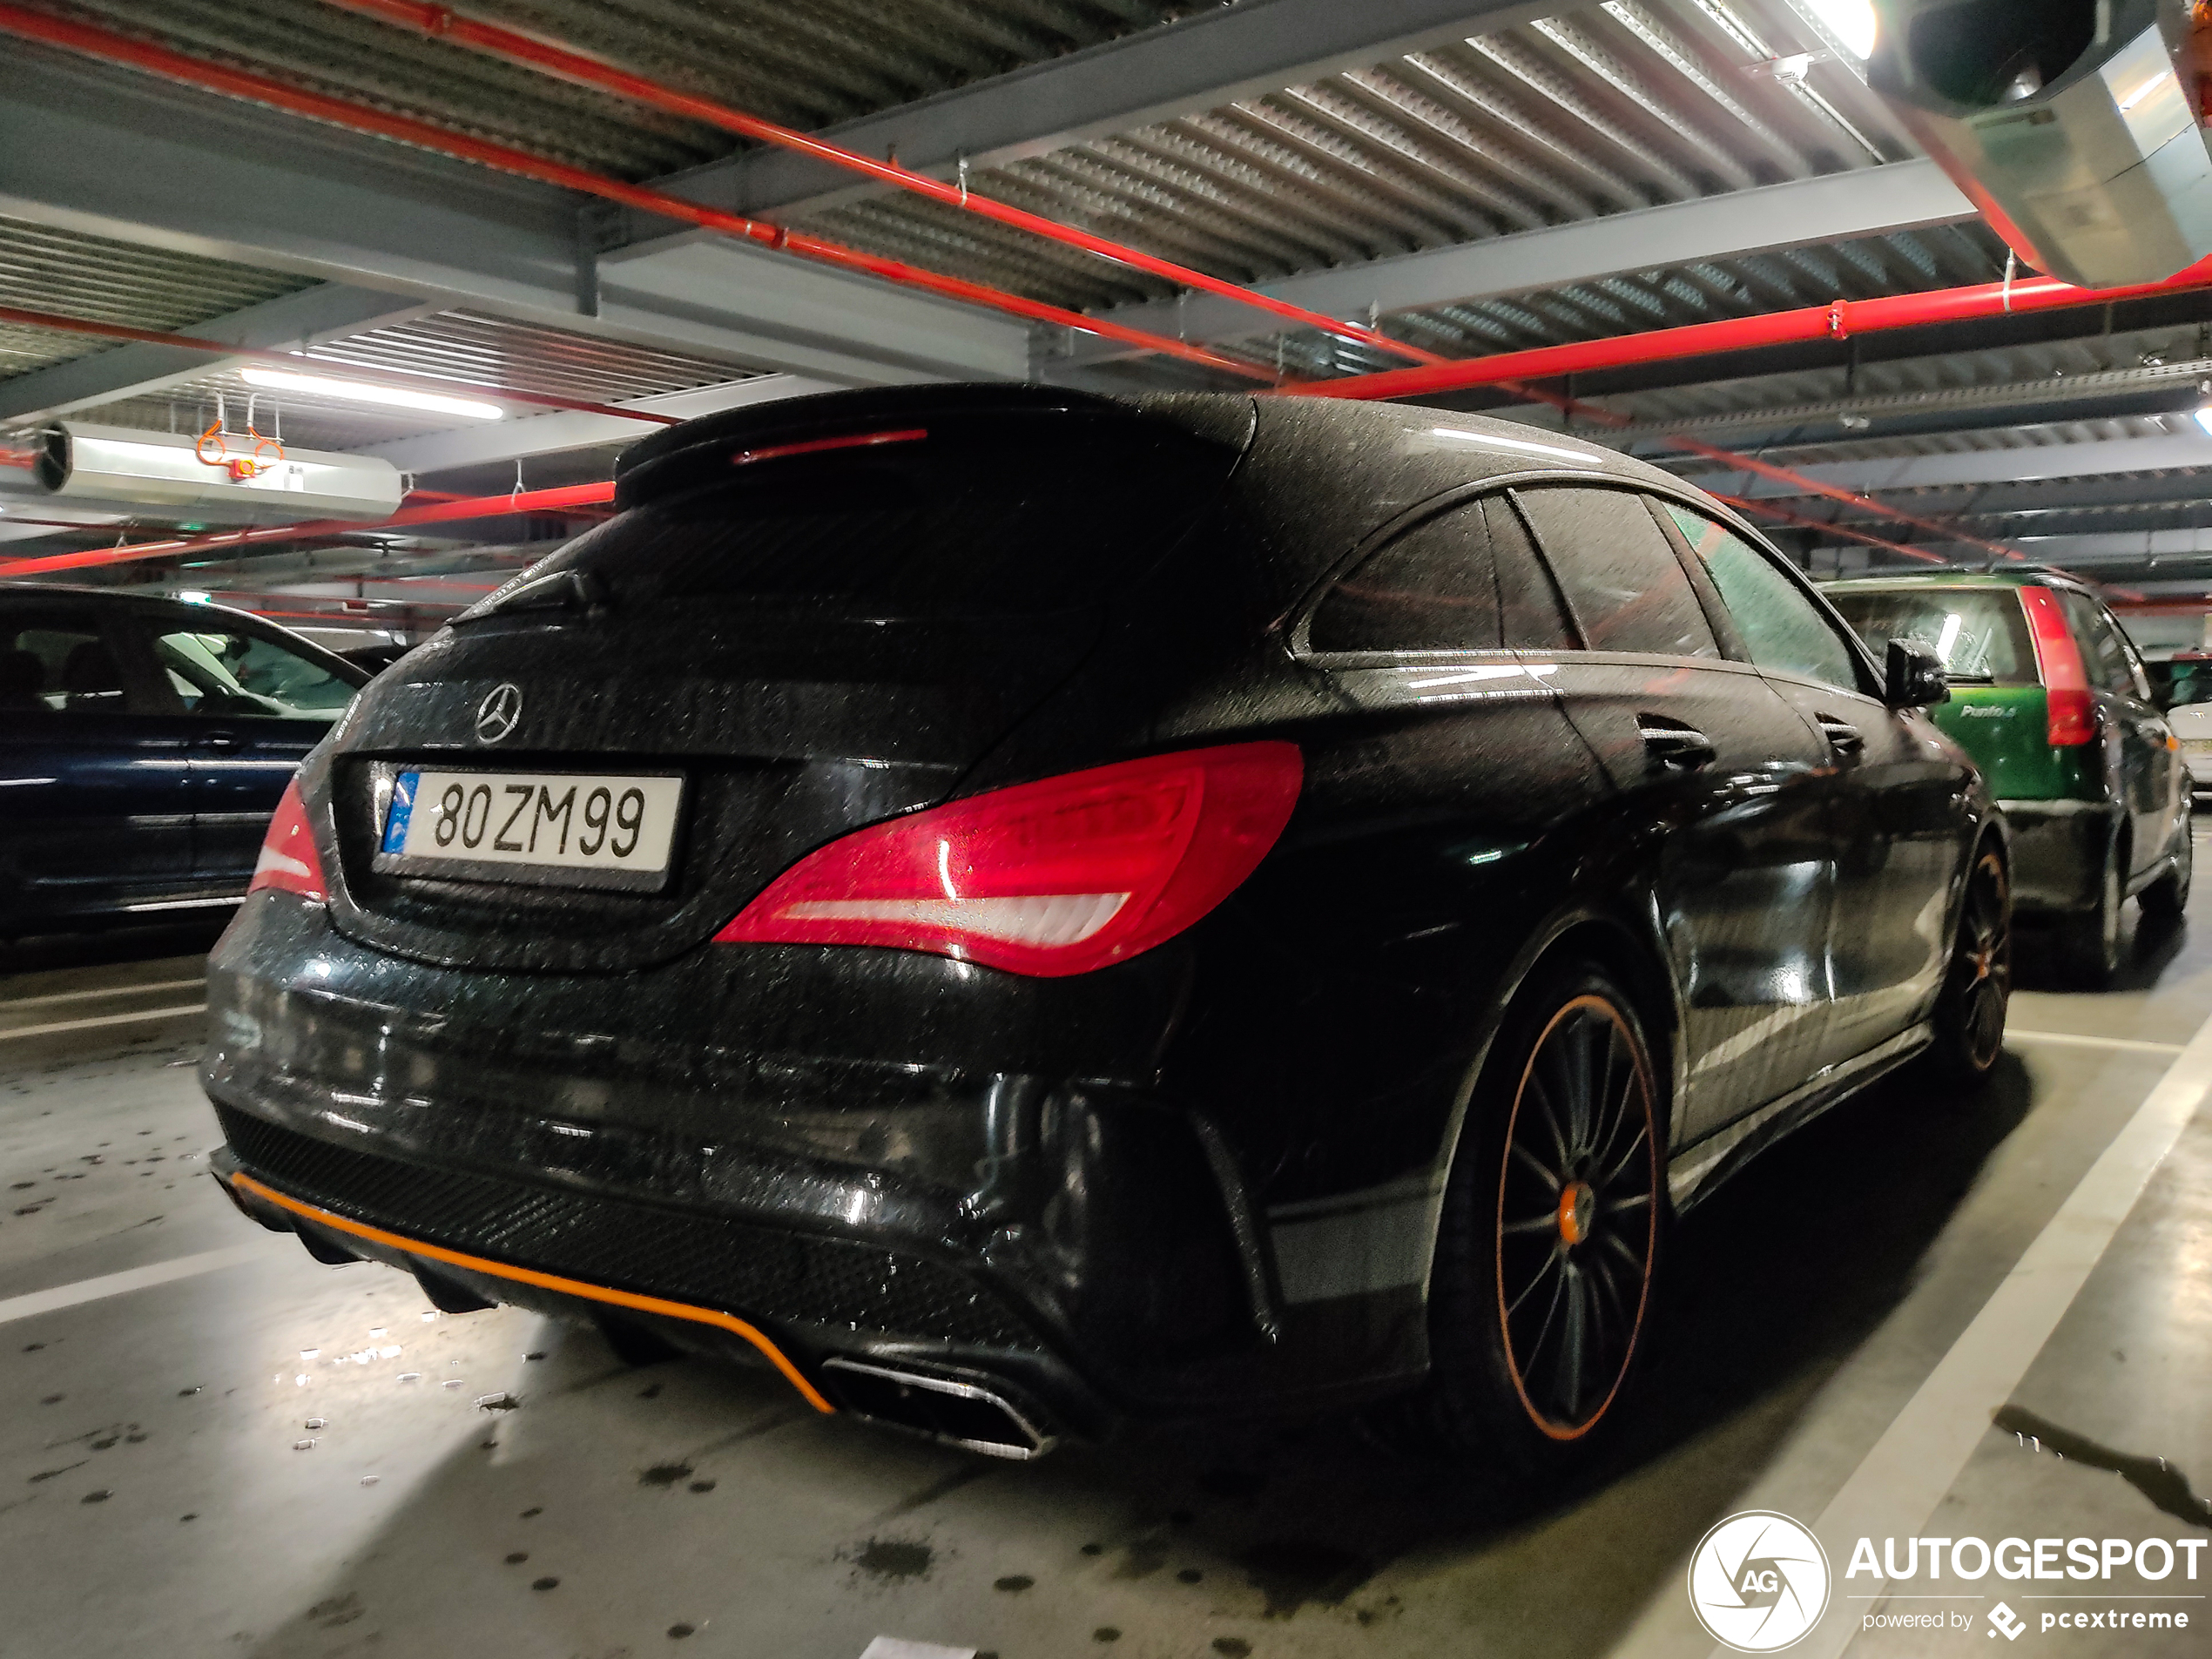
0,976,204,1011
1763,1001,2212,1659
2006,1028,2187,1055
0,1246,261,1328
0,1002,206,1042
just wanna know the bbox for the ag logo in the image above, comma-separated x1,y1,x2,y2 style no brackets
475,683,523,745
1687,1510,1831,1652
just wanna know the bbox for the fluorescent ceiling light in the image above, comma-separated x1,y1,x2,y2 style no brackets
239,367,503,421
1801,0,1877,60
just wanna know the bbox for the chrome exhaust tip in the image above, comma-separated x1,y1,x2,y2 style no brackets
821,1358,1056,1460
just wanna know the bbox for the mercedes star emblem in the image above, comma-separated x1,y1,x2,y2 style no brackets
475,683,523,745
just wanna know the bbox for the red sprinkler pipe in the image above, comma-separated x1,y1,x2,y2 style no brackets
1489,374,2027,563
1297,260,2212,401
0,303,682,425
0,5,1277,387
1717,496,1947,564
0,482,616,577
325,0,1443,369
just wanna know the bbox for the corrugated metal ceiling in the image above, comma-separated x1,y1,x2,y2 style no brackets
47,0,1213,176
795,0,1926,361
0,212,316,381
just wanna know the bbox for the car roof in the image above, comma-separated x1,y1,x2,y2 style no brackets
1822,570,2092,597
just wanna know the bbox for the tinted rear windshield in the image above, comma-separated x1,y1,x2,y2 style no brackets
1825,588,2036,685
493,416,1238,623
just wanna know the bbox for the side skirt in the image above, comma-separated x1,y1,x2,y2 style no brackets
1666,1022,1932,1214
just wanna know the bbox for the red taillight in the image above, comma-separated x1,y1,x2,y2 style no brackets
2019,587,2095,746
715,742,1304,976
247,778,327,902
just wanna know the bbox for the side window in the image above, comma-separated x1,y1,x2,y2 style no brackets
1659,503,1864,691
0,609,131,716
1309,501,1500,652
152,626,357,722
1483,496,1576,651
2059,592,2141,698
1512,486,1719,658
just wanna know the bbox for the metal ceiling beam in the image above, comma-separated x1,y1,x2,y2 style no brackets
636,0,1562,231
0,49,1028,394
1687,430,2212,498
1061,163,1976,362
1795,469,2212,519
0,283,437,424
355,373,840,472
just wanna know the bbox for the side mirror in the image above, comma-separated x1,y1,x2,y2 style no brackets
1885,637,1950,708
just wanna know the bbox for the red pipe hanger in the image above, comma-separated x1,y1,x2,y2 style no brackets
0,3,1279,387
322,0,1442,370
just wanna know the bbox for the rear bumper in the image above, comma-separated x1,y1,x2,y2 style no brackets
1996,798,2117,915
201,893,1422,1444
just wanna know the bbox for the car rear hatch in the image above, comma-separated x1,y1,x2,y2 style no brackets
1826,581,2085,793
321,389,1253,974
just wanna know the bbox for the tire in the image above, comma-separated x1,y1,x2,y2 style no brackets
2140,813,2192,919
2056,834,2123,987
1926,846,2011,1087
1386,959,1665,1474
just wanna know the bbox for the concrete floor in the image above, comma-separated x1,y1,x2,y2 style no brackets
3,856,2209,1659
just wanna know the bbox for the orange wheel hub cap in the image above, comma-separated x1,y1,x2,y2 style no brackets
1557,1180,1596,1246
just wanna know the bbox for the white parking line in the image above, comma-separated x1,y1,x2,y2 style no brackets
1765,1002,2212,1659
0,1003,206,1042
2007,1028,2187,1055
0,1246,262,1328
0,976,204,1011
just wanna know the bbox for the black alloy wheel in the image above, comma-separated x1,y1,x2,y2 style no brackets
1398,961,1664,1472
1929,846,2011,1084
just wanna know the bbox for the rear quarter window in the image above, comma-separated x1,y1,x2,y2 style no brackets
1513,486,1719,658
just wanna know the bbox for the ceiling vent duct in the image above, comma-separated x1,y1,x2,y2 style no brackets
32,422,404,523
1870,0,2212,287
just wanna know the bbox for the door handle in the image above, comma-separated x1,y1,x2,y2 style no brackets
1638,716,1716,769
193,731,241,752
1816,716,1863,754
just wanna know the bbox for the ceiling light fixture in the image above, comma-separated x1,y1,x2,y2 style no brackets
2194,407,2212,436
1799,0,1877,60
239,368,503,421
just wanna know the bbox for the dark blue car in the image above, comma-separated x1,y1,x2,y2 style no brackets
1,584,368,940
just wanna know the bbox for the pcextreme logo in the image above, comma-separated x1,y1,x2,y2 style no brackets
1688,1510,1833,1652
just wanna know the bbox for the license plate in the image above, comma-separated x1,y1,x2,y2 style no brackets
374,769,684,892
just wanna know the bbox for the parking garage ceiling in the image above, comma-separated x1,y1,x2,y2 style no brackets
5,0,2212,631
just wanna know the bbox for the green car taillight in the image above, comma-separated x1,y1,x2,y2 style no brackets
2019,587,2094,747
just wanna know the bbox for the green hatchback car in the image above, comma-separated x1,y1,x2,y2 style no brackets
1825,573,2190,981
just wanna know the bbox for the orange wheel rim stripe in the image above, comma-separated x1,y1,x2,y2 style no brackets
1494,993,1660,1441
228,1169,835,1413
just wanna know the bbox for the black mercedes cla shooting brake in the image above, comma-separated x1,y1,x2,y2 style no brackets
204,386,2008,1469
